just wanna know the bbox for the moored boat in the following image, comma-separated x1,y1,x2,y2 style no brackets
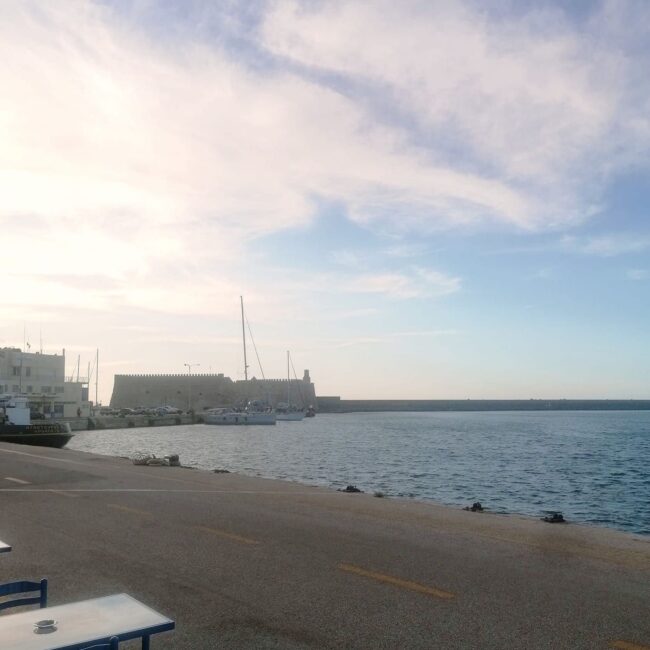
0,395,73,448
275,351,305,421
204,405,276,425
276,409,305,421
203,297,277,426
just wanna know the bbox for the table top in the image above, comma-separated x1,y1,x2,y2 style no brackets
0,593,174,650
0,540,11,553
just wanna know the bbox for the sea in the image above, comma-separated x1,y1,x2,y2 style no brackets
68,410,650,536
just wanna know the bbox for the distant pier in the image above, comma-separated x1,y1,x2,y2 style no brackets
315,397,650,412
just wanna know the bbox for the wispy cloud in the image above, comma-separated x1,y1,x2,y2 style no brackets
627,269,649,280
346,268,460,299
261,1,650,230
560,234,650,257
2,1,649,325
383,243,430,259
389,330,457,338
322,329,456,349
330,250,366,268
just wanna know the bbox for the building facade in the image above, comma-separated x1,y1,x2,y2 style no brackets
110,370,317,412
0,347,91,417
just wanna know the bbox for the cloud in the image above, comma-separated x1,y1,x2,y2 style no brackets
1,0,530,329
346,268,460,299
261,0,650,229
560,234,650,257
627,269,649,280
2,0,648,342
383,243,429,259
389,329,457,337
321,329,456,349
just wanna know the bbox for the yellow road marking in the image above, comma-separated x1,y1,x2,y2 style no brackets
338,563,455,600
5,476,30,484
193,525,260,546
612,642,650,650
49,489,79,498
106,504,152,517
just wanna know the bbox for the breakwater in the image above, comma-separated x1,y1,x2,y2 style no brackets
316,397,650,412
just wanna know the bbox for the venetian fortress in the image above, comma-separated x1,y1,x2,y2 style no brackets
110,370,316,412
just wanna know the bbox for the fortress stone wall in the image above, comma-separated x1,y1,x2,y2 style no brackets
110,370,316,411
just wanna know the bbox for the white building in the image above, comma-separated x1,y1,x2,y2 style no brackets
0,347,91,417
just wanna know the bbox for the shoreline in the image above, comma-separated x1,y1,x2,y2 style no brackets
68,422,650,539
2,441,649,648
75,444,650,556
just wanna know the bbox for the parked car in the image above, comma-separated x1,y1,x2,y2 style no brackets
156,405,182,415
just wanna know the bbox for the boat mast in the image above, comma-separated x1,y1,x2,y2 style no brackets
287,351,290,405
240,296,249,381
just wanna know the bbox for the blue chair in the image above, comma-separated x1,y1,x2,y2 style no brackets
0,578,47,611
79,637,119,650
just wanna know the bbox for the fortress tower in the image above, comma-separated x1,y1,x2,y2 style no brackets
110,370,316,411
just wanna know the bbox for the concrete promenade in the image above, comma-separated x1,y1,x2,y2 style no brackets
0,442,648,649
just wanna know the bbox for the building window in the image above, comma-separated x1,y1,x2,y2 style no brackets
42,386,51,394
54,386,64,394
25,367,31,377
12,385,20,393
12,366,20,376
54,404,64,416
26,386,33,393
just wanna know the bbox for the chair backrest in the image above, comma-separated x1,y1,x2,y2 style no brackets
79,637,119,650
0,579,47,611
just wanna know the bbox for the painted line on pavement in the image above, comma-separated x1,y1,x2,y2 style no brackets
107,504,153,517
612,641,650,650
338,563,455,600
4,477,30,484
49,489,79,498
0,488,327,494
194,525,260,546
0,447,93,465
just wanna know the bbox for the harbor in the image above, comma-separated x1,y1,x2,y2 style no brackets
4,2,650,646
1,441,648,649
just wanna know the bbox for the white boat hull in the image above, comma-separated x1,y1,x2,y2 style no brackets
276,412,305,421
204,411,276,425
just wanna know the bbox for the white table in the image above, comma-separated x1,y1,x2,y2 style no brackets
0,593,174,649
0,541,11,553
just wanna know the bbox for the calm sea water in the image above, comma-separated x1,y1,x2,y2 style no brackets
69,411,650,536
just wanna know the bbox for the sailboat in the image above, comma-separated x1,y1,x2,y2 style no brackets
203,297,277,426
276,351,305,421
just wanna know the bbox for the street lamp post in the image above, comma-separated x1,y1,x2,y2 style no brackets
183,363,200,412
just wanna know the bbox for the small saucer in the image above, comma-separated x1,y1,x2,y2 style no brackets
33,619,57,634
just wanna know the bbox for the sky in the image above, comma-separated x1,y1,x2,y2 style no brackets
1,0,649,403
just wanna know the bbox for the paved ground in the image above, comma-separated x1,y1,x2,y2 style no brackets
0,442,648,649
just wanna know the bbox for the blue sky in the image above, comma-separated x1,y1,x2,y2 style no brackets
1,1,649,401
